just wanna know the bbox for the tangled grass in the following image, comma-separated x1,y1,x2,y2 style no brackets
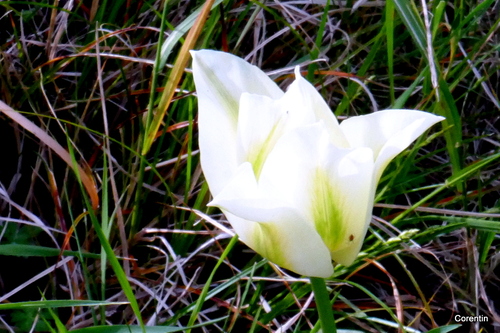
1,0,499,332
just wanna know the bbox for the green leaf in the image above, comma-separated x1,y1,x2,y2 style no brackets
0,300,128,310
392,0,426,54
391,151,500,224
431,0,446,39
159,0,225,68
0,244,100,259
427,324,462,333
69,318,228,333
385,0,395,103
436,78,464,190
70,326,181,333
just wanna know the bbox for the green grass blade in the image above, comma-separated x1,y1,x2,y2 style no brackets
69,319,227,333
427,324,462,333
385,0,395,103
0,244,101,259
67,143,145,332
186,235,239,332
0,300,128,310
308,0,330,81
431,0,446,39
142,0,216,155
159,0,225,69
391,151,500,224
436,78,464,188
392,0,426,54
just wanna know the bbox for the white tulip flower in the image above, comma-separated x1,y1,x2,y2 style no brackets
191,49,444,278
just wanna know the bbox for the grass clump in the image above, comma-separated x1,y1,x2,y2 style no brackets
1,0,499,332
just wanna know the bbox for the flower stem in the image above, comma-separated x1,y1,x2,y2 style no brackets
310,277,337,333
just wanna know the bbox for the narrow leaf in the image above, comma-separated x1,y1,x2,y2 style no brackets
142,0,216,155
0,100,99,209
0,300,128,310
0,244,100,259
392,0,426,54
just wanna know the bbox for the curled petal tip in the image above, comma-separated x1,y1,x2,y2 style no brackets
294,66,302,78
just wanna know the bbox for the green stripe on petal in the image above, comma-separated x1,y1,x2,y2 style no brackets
237,94,288,179
209,163,333,278
191,50,285,195
231,209,334,278
307,146,375,265
310,168,346,252
250,222,287,269
247,125,280,179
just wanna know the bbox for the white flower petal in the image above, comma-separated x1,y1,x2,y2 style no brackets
191,50,283,123
196,107,238,196
237,93,288,178
317,147,375,265
259,123,375,266
192,50,445,274
191,50,285,195
210,163,333,278
283,67,349,147
340,109,444,180
226,211,334,278
258,123,328,210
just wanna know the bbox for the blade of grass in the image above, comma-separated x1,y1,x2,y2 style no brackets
67,142,145,332
185,235,239,333
0,100,99,209
131,0,215,236
163,258,268,326
307,0,330,81
69,318,227,333
392,0,426,54
87,207,146,331
0,300,128,310
391,151,500,225
385,0,395,104
260,282,312,324
392,254,436,327
393,0,464,192
453,0,495,34
436,78,464,176
159,0,225,69
0,244,101,259
427,325,462,333
334,27,384,115
46,305,68,333
343,280,401,326
431,0,446,39
94,27,114,323
142,0,216,155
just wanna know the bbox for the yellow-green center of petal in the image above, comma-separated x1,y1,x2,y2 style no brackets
246,120,282,179
251,222,287,268
310,168,346,253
